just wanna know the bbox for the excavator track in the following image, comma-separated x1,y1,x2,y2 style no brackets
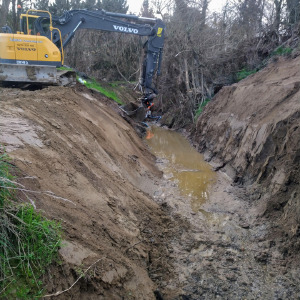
0,63,76,87
0,63,57,84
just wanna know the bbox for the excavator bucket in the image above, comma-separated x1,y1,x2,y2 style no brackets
0,63,57,85
119,102,146,122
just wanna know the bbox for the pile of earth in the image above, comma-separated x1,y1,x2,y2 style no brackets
0,84,184,299
191,55,300,259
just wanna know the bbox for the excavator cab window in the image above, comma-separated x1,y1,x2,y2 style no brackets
20,13,50,35
20,14,37,34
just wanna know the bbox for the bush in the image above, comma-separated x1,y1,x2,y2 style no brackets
0,148,62,298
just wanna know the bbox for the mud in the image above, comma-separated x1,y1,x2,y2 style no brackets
145,126,300,299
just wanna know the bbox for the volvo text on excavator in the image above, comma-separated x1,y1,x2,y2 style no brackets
0,8,165,102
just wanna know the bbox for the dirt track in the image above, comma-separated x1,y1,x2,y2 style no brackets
1,54,300,299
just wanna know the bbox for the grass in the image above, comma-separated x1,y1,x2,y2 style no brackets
236,68,257,81
57,66,74,71
0,147,62,299
80,78,123,105
236,46,292,82
194,98,211,120
271,46,292,56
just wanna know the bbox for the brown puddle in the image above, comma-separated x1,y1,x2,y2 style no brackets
145,126,216,211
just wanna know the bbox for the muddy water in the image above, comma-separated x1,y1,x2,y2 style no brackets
145,126,216,212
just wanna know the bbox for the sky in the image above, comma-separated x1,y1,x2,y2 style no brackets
127,0,227,15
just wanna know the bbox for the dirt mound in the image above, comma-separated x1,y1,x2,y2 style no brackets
192,56,300,253
0,84,179,299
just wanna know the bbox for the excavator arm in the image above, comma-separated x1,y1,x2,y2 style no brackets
32,9,165,95
0,8,165,97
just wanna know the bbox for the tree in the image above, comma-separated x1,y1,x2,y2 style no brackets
236,0,265,38
201,0,209,25
0,0,11,28
274,0,283,32
101,0,128,13
34,0,50,10
140,0,154,18
83,0,96,9
286,0,300,24
49,0,71,15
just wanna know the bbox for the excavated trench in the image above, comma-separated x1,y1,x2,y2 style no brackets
143,125,300,299
1,54,300,299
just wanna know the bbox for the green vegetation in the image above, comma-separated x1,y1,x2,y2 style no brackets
271,46,292,57
57,66,74,71
236,68,257,81
80,78,123,105
0,148,62,299
235,46,292,82
194,98,211,120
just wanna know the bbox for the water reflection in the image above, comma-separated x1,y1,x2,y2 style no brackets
145,126,216,211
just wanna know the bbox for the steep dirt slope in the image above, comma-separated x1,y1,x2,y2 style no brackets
192,56,300,255
0,85,179,299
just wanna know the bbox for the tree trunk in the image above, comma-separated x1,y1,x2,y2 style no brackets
184,57,191,92
201,0,208,26
274,0,283,33
12,0,17,31
0,0,11,28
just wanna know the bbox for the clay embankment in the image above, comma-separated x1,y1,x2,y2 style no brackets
0,85,180,299
192,56,300,255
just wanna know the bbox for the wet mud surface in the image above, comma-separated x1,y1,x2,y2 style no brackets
145,126,300,299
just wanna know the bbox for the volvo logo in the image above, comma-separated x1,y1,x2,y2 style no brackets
113,25,138,34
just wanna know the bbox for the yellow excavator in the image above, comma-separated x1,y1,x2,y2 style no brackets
0,10,69,85
0,8,165,97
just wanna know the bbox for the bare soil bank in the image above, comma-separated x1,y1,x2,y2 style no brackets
192,55,300,269
0,84,182,299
